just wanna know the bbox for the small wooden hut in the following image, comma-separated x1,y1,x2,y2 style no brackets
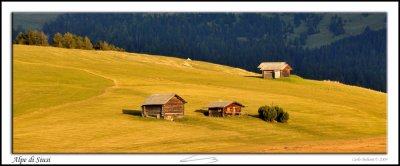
257,62,292,79
204,100,245,117
141,93,186,119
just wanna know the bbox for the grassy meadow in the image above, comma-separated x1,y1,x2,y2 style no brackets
13,45,387,153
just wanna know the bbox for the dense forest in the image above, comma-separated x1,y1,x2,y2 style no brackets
300,28,386,91
16,13,386,92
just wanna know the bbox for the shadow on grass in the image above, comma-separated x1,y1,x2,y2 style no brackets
243,75,263,79
122,109,142,117
194,109,209,116
248,114,262,120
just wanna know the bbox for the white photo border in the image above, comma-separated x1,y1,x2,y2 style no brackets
1,1,398,164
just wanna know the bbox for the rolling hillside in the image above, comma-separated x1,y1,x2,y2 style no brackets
35,13,387,92
13,45,387,153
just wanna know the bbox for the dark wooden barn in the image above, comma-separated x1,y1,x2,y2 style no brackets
257,62,293,79
141,93,186,119
204,100,245,117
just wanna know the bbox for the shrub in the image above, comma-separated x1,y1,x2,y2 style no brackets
258,106,267,120
274,106,284,121
264,106,277,122
258,104,289,123
279,112,289,123
258,105,276,122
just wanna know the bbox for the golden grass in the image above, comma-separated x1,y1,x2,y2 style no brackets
13,45,386,153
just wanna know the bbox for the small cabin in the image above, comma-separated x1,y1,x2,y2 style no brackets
204,101,245,117
257,62,292,79
141,93,186,119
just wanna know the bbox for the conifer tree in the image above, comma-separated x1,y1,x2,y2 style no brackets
63,32,75,48
83,36,93,50
27,30,38,45
39,31,49,46
74,35,84,49
53,32,63,47
15,32,27,44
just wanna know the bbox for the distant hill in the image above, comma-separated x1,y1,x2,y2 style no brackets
13,45,386,153
12,13,387,92
274,13,386,48
12,12,61,40
12,12,61,31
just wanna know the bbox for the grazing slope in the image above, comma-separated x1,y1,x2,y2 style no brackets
13,45,386,153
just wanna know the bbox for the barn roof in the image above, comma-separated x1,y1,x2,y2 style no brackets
142,93,187,105
204,100,245,108
258,62,291,71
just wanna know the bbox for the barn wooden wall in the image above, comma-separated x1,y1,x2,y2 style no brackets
143,105,162,116
164,96,184,116
263,70,273,78
282,68,290,77
224,103,242,116
208,103,243,117
209,108,223,117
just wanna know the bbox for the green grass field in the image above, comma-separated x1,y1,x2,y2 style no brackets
13,45,387,153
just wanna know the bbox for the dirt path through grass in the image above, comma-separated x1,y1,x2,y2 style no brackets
13,60,118,118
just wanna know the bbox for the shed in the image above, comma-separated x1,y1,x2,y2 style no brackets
257,62,292,79
204,100,245,117
141,93,186,119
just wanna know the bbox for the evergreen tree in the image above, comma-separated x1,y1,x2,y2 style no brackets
83,36,93,50
53,32,63,47
329,15,345,36
94,40,125,51
95,40,108,50
74,35,84,49
24,30,48,46
39,31,49,46
63,32,75,48
26,30,39,45
15,32,27,44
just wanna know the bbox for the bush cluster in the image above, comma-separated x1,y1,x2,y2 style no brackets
258,104,289,123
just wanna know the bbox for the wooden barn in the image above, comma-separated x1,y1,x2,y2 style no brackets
204,100,245,117
141,93,186,119
257,62,292,79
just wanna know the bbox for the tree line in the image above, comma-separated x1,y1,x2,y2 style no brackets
14,30,125,52
15,30,49,46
